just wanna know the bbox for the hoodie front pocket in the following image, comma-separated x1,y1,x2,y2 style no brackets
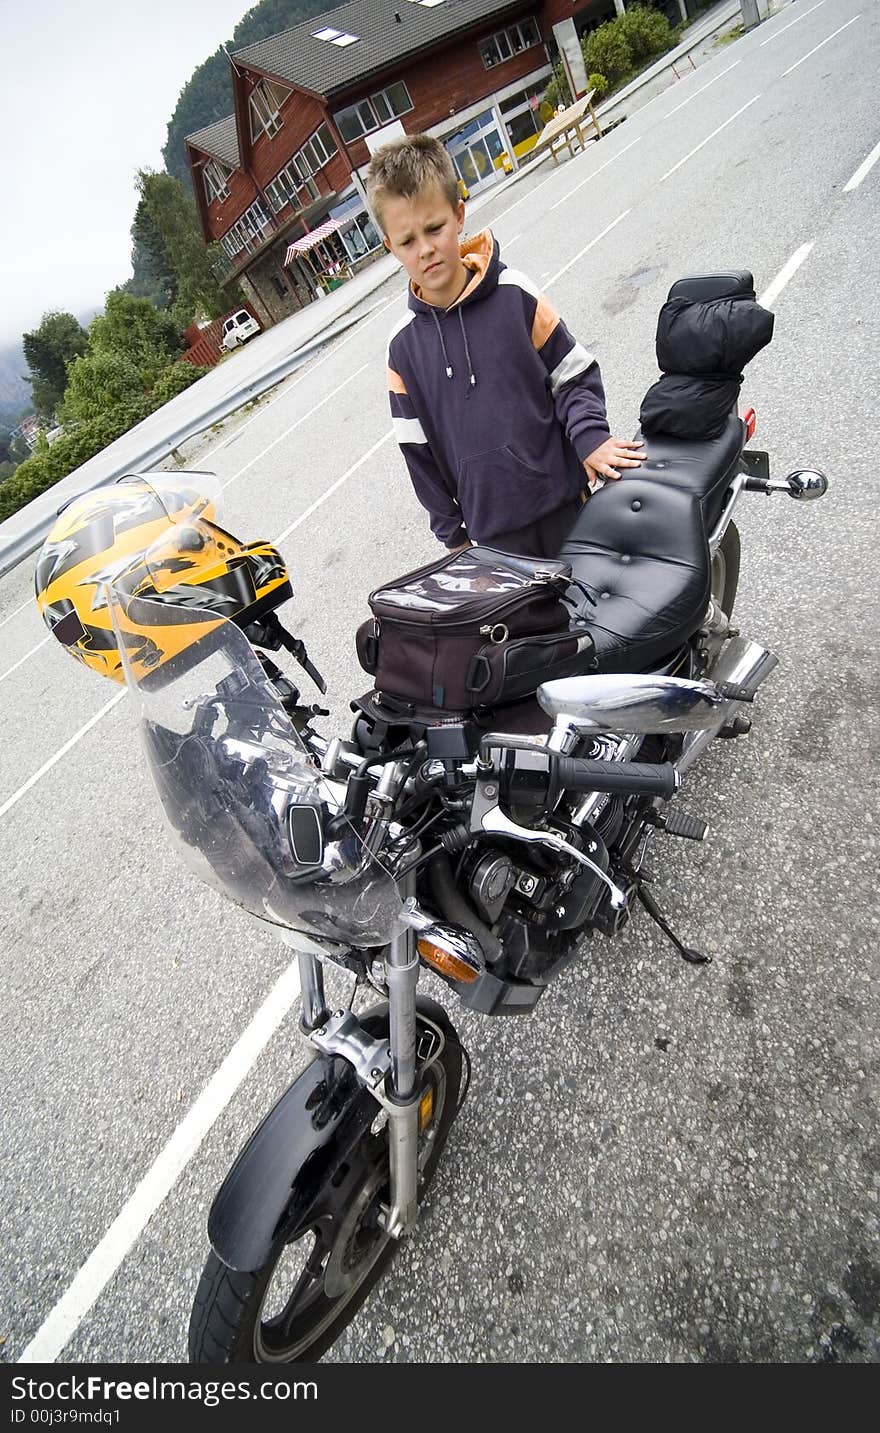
458,445,551,535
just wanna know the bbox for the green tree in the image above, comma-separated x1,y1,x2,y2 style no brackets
22,312,89,420
10,432,30,466
136,169,230,324
617,5,673,63
124,198,177,308
543,62,572,111
582,21,634,85
59,350,145,423
88,290,183,386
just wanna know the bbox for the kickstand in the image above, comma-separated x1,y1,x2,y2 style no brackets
616,848,713,962
627,868,711,966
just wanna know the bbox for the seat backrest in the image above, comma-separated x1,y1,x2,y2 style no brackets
667,271,755,303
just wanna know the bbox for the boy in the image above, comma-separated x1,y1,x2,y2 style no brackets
367,134,643,558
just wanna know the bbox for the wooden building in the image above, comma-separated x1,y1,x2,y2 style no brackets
186,0,629,327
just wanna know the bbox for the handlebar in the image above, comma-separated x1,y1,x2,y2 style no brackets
553,757,680,800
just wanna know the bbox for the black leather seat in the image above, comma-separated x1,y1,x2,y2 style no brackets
561,413,745,672
632,411,745,528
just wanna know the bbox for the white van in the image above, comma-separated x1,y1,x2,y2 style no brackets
221,310,261,352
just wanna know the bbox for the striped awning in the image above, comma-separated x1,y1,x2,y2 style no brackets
284,218,344,263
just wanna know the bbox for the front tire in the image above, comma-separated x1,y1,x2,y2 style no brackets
188,1002,462,1364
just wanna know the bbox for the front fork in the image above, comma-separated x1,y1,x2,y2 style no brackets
295,885,422,1239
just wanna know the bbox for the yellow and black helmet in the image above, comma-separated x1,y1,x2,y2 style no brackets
35,472,292,686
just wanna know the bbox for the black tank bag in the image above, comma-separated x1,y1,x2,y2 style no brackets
356,546,595,712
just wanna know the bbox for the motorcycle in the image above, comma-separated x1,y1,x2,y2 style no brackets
94,272,827,1363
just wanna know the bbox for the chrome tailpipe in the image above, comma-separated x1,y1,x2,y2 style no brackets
676,636,778,776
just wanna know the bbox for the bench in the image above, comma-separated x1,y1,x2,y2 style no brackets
530,91,603,166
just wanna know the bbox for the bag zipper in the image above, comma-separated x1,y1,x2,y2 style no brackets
373,584,562,633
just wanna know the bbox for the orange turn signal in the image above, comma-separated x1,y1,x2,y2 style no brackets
417,937,480,984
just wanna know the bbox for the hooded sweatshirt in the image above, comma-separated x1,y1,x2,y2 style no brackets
387,230,610,548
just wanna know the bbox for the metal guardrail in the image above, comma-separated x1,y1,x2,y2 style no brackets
0,303,376,580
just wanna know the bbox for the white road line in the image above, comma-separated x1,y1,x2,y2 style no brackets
0,594,36,631
661,61,740,120
781,13,861,76
0,688,126,821
544,209,631,290
758,242,814,309
275,430,393,544
200,291,403,465
505,231,523,246
659,95,761,183
843,137,880,192
549,136,641,211
761,0,827,45
0,634,49,684
18,957,303,1364
488,163,565,227
220,362,371,493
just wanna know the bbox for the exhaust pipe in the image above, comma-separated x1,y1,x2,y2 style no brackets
676,636,778,776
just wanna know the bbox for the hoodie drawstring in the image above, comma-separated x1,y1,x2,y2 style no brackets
458,308,477,394
431,309,454,379
430,307,477,394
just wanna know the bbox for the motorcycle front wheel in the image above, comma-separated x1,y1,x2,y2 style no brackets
188,1007,462,1364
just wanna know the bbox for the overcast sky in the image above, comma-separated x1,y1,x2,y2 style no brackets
0,0,257,346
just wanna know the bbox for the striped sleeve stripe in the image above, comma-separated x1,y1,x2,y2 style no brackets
498,270,560,349
548,341,597,394
393,416,428,445
385,307,416,363
530,293,559,350
387,365,407,395
498,268,541,300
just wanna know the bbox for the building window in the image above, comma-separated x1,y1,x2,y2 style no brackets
220,198,273,260
264,125,337,216
298,123,338,175
479,17,541,69
203,158,231,204
334,81,414,142
249,77,292,141
330,191,383,263
265,165,319,215
499,79,549,153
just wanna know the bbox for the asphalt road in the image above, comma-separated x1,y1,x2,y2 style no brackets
1,0,878,1365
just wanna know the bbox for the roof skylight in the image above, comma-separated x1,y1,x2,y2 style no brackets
312,26,360,45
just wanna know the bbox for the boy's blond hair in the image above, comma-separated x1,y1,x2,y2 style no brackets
366,134,459,232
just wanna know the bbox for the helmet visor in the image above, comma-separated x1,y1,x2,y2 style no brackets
113,469,222,527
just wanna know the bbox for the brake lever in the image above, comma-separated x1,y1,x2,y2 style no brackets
469,778,627,910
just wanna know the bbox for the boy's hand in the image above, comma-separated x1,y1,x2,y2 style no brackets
583,437,646,484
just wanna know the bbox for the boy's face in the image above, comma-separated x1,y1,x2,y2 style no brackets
382,186,467,308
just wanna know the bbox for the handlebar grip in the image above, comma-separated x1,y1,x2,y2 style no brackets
555,757,679,800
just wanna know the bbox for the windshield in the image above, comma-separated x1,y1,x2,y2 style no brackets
106,584,403,948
